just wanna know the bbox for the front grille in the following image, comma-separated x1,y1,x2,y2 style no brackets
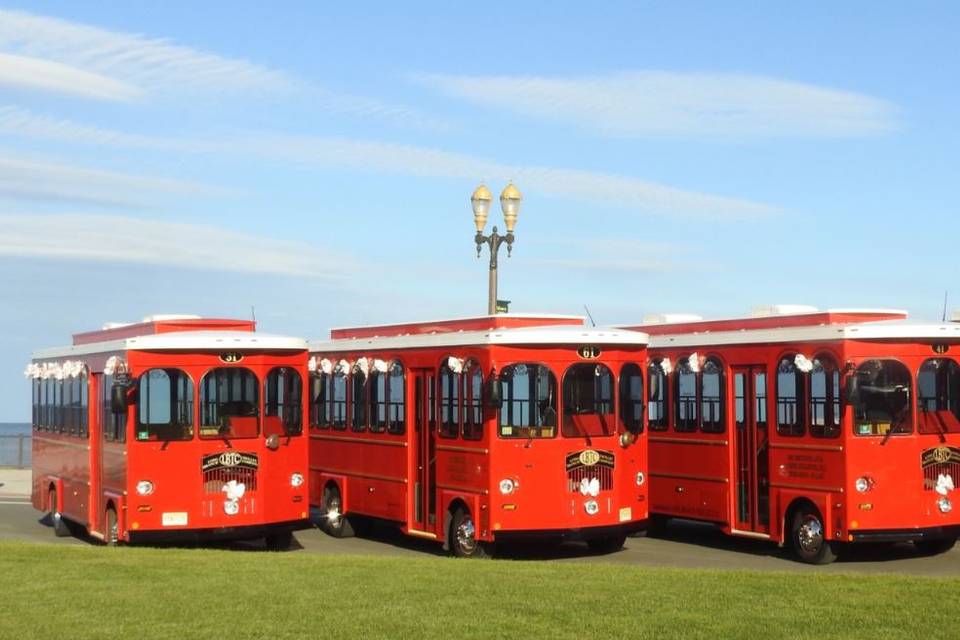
203,466,258,495
922,462,960,492
921,446,960,492
567,464,613,493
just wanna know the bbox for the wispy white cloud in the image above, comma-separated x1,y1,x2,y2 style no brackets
0,108,773,218
0,53,141,101
0,213,355,279
0,8,293,100
525,238,715,273
412,71,899,138
0,153,216,207
249,135,775,219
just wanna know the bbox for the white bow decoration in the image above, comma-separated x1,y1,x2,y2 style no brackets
23,363,41,379
659,357,673,375
794,354,814,373
687,352,700,374
336,359,352,376
307,356,318,373
373,359,390,373
936,474,955,497
320,358,333,375
579,477,601,498
223,479,246,502
104,355,125,376
447,356,465,374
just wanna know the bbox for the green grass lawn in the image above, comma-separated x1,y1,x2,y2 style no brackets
0,541,957,640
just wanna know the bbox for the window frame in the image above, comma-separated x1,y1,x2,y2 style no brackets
498,362,558,439
776,355,805,437
648,360,669,431
619,362,645,434
561,362,616,438
809,355,841,439
137,367,195,442
699,357,725,434
917,357,960,435
198,366,259,440
674,356,699,433
265,366,303,436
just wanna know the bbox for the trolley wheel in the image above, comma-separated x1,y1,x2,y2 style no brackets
104,507,120,547
914,538,956,556
49,488,71,538
264,531,293,551
449,507,489,559
791,506,837,564
587,534,627,554
321,485,354,538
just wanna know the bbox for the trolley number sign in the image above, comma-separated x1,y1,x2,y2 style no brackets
578,345,601,359
220,352,244,363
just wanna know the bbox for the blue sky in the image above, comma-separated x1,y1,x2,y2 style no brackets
1,2,958,420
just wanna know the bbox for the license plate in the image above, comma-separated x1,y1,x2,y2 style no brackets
162,512,188,526
619,507,632,522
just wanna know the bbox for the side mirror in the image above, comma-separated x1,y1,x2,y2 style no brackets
845,376,859,405
111,383,129,414
484,376,502,409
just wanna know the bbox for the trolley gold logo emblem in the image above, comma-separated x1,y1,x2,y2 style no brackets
921,446,960,469
201,452,259,472
579,450,601,466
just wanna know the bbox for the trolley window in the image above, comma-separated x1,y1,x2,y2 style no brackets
309,372,329,429
137,368,194,441
700,358,724,433
810,357,841,438
563,363,615,438
101,373,126,442
619,363,644,434
917,358,960,435
776,357,805,437
439,359,461,438
331,368,347,430
264,367,302,436
200,368,259,439
851,359,913,437
462,362,483,441
387,361,406,435
499,363,557,439
675,357,698,432
648,360,669,431
351,364,369,433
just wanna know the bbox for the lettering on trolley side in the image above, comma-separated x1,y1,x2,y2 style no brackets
780,453,826,480
566,449,615,471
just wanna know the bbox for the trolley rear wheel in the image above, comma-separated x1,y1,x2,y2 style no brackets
587,535,626,554
321,485,354,538
265,531,293,551
49,488,71,538
104,507,119,547
914,538,956,556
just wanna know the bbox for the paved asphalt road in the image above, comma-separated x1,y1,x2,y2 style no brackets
1,499,957,576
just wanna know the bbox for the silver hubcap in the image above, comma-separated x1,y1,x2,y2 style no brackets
326,495,342,529
798,515,824,553
107,512,118,544
456,515,477,553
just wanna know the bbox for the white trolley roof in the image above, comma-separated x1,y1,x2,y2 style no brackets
34,330,307,360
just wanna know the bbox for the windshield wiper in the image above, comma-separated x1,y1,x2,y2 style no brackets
880,406,910,446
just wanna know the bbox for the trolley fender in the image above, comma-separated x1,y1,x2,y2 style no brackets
104,491,126,540
318,473,349,513
776,490,834,546
439,490,483,550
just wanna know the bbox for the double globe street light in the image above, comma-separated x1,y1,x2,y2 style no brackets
471,182,522,315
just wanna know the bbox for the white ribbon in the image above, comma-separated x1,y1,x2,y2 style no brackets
355,357,371,378
659,357,673,375
320,358,334,375
307,356,318,373
23,363,41,379
687,352,700,374
336,359,352,376
794,354,814,373
579,477,600,497
447,356,465,374
936,474,955,497
373,358,390,373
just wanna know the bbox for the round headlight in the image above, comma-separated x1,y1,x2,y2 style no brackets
224,500,240,515
636,472,645,486
855,476,873,493
136,480,154,496
290,472,304,488
499,478,515,495
938,497,953,514
584,500,599,515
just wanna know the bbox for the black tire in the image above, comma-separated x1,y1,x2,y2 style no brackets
449,507,489,558
587,535,627,554
104,507,119,547
321,485,354,538
915,538,956,556
49,488,71,538
791,506,837,564
264,531,294,551
643,515,670,537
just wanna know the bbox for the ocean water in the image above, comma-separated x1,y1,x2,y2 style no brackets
0,422,31,467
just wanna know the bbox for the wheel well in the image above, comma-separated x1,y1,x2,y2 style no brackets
322,480,340,500
783,498,820,535
47,483,56,509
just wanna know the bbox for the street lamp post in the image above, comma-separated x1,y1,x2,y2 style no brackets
472,183,522,315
